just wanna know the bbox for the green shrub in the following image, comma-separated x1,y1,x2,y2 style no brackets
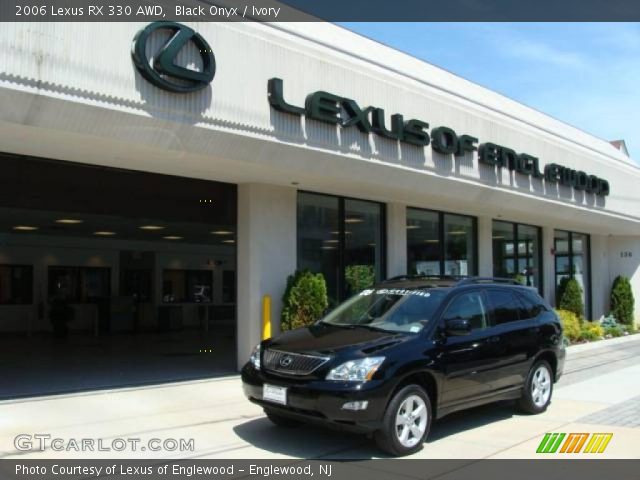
603,324,625,338
558,277,585,319
345,264,375,295
281,270,328,331
610,276,635,326
580,322,604,341
556,309,581,343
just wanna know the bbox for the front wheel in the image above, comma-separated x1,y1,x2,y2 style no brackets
517,360,553,414
374,384,431,456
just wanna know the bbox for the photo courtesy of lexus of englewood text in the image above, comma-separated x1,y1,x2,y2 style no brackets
0,1,639,479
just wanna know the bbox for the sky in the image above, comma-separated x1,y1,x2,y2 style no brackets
338,23,640,164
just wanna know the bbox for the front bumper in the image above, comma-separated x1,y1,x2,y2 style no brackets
241,363,390,433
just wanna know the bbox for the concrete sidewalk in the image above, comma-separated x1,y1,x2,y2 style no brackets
1,336,639,459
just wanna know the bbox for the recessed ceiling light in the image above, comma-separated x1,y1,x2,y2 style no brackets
345,217,364,224
448,230,467,235
493,235,505,240
140,225,165,231
321,246,336,250
163,236,183,240
94,231,116,236
330,231,352,235
406,225,421,229
55,219,83,224
424,239,439,243
324,239,339,243
222,239,235,244
13,225,38,231
211,230,234,235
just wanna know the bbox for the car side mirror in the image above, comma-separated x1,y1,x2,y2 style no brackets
445,317,471,336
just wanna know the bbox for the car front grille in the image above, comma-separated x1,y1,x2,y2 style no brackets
263,349,330,375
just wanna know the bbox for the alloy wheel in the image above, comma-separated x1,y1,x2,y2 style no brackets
394,394,428,448
531,365,551,407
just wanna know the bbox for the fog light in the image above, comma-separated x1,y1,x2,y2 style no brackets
342,401,368,411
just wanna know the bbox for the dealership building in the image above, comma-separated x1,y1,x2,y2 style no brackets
0,20,639,397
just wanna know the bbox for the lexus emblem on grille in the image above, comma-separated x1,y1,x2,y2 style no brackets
279,355,293,367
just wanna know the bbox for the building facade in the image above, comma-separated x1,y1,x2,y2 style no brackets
0,21,639,395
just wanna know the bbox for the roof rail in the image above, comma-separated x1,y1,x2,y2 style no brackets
455,277,522,286
384,274,464,282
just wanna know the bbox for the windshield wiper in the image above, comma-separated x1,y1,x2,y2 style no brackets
320,321,358,329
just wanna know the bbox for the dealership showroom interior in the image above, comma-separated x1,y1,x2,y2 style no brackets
0,17,639,402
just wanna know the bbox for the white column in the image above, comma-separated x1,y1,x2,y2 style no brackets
386,203,407,278
590,234,610,319
236,183,297,368
477,216,493,276
607,235,640,325
542,227,556,306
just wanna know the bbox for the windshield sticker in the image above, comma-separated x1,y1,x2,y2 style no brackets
360,288,431,298
410,325,421,333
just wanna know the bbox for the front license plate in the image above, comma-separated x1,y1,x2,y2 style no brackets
263,384,287,405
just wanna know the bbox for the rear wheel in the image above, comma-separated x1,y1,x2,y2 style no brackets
264,409,303,427
374,384,431,456
517,360,553,414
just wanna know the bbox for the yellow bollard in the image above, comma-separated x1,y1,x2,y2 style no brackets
262,295,272,340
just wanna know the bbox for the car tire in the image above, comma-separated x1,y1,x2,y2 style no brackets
374,384,432,457
517,360,554,414
264,409,303,427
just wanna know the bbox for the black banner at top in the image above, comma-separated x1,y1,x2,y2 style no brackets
2,0,640,22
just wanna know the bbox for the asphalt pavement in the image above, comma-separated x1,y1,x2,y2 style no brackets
1,335,639,459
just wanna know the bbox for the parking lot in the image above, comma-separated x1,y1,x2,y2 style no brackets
1,335,639,460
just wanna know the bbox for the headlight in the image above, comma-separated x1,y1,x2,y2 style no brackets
250,343,261,369
326,357,385,382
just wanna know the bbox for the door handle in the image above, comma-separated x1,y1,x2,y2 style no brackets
487,335,501,343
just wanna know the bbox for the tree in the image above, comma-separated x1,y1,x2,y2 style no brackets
558,277,584,319
610,275,635,326
281,270,328,331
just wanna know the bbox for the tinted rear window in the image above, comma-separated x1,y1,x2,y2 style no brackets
485,289,522,325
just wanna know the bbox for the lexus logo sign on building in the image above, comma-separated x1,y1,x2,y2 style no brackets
131,21,216,93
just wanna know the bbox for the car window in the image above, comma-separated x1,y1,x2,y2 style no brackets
518,290,548,318
486,289,522,325
442,292,487,330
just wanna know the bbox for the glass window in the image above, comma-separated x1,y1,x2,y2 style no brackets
442,292,487,330
320,288,447,333
554,230,590,317
407,208,477,277
162,270,213,303
517,290,547,319
48,267,110,303
297,192,385,304
0,265,33,305
297,193,341,303
444,214,475,276
407,209,441,276
486,289,522,325
492,221,542,291
344,199,385,297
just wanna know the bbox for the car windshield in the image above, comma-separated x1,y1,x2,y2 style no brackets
319,288,447,333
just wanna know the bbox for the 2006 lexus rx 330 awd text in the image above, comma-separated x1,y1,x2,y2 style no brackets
242,276,565,456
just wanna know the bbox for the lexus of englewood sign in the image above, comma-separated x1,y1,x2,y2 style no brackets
269,78,611,197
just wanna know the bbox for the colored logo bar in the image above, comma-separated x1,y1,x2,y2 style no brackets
536,433,613,454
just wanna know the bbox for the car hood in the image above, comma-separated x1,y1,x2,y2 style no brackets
266,323,410,356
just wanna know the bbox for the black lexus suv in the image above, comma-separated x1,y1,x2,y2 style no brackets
242,276,565,456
